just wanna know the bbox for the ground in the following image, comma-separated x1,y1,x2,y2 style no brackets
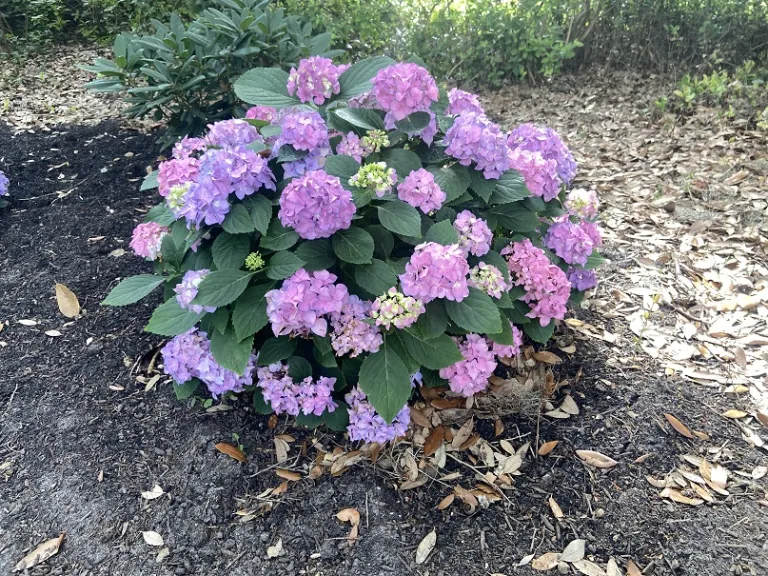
1,50,767,576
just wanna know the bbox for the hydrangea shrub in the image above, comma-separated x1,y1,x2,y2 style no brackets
104,56,604,441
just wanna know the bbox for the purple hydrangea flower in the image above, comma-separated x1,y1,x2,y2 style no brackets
297,376,338,416
172,136,207,160
336,132,370,163
281,150,328,179
439,334,497,397
287,56,343,105
175,269,217,315
370,287,426,330
0,170,8,197
345,387,410,444
444,112,510,179
544,218,601,266
245,105,277,122
507,123,577,184
506,148,561,202
277,109,330,152
129,222,168,260
492,323,523,359
348,91,379,109
400,242,470,303
279,170,356,239
157,157,199,197
565,188,600,220
501,239,570,326
256,363,338,416
446,88,484,115
372,63,439,137
205,119,262,149
453,210,493,256
329,295,383,358
567,268,598,291
468,263,509,298
265,269,348,338
397,168,446,213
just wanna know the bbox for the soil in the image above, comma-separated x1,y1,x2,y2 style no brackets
1,118,767,576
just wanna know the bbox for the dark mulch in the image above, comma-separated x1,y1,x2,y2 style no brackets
1,121,766,576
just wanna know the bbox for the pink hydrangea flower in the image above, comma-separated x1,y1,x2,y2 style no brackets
370,287,425,330
446,88,484,115
506,148,561,202
348,90,378,109
453,210,493,256
372,63,439,132
336,132,370,162
279,170,356,239
565,188,600,220
265,269,348,338
129,222,168,260
277,109,330,152
492,323,523,359
256,363,337,416
329,295,383,357
175,269,217,315
287,56,342,105
444,112,510,179
157,157,199,197
544,218,601,266
507,123,577,184
397,168,445,213
172,136,207,160
502,239,570,326
245,105,277,122
399,242,470,303
205,119,262,148
346,387,410,443
468,263,509,298
439,334,497,396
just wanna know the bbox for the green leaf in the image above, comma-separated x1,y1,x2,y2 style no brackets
387,331,421,374
295,403,350,431
210,326,253,375
161,233,183,270
287,356,313,381
266,251,305,280
428,165,471,203
232,282,275,341
366,225,395,259
140,170,158,191
523,320,555,344
256,337,297,365
355,258,397,296
145,298,203,336
260,219,299,251
378,200,422,238
490,170,530,204
324,154,360,188
584,252,606,270
358,341,412,423
333,108,385,131
400,329,463,370
222,203,255,234
445,287,503,334
416,300,448,339
143,203,175,226
425,220,458,245
395,111,431,134
469,170,496,203
244,194,272,235
212,232,250,270
381,148,422,179
503,301,532,325
234,68,300,108
192,270,253,307
420,368,449,389
313,335,337,367
337,55,395,99
295,239,337,271
103,275,165,306
209,307,230,334
489,204,540,232
174,378,200,400
487,311,513,345
332,228,374,264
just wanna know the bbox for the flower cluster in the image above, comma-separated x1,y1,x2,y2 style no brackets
400,242,470,303
265,269,348,337
346,387,410,443
129,222,168,260
567,268,598,291
157,157,199,197
336,132,370,163
453,210,493,256
444,112,510,179
175,269,217,315
0,169,8,197
257,363,338,416
173,136,207,160
446,88,484,115
439,334,497,396
565,188,600,220
502,239,570,326
287,56,343,105
492,322,524,359
276,109,331,177
349,162,397,198
244,252,265,271
544,218,601,266
506,148,561,202
370,288,425,330
397,169,445,213
162,329,256,397
245,105,277,122
279,170,356,239
372,63,439,128
205,119,262,148
507,123,577,184
360,130,389,153
329,295,383,357
469,263,509,298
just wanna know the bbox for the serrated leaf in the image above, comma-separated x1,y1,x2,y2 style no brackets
140,170,158,191
192,270,253,307
366,225,395,259
381,148,422,179
256,337,297,365
210,325,253,374
523,320,555,344
427,165,470,203
337,55,395,99
243,194,272,235
313,335,337,367
333,108,385,130
266,251,305,280
260,219,299,251
416,300,448,339
222,203,255,234
232,282,275,341
103,275,166,306
332,228,374,264
425,220,459,245
489,203,540,232
400,330,463,370
358,341,412,423
396,111,431,135
295,239,337,271
445,288,502,334
287,356,313,381
324,155,361,188
490,170,529,204
234,68,299,108
212,232,250,270
355,258,397,296
145,298,203,336
378,200,422,237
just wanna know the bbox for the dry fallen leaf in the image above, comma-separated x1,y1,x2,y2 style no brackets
573,559,608,576
18,319,38,326
664,413,694,439
266,538,283,559
13,534,65,572
415,529,436,565
533,351,561,364
722,409,747,419
659,487,704,506
560,539,586,563
273,438,289,464
626,560,642,576
606,558,622,576
424,426,444,457
436,493,455,510
141,485,164,500
215,442,246,463
560,395,580,415
531,552,560,571
548,496,564,520
335,508,361,526
538,440,559,456
142,531,164,547
45,330,62,337
276,469,301,482
576,450,618,469
55,283,81,318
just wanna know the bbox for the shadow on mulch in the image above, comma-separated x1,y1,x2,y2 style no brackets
0,121,765,576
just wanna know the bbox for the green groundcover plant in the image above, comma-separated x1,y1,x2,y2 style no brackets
104,55,604,442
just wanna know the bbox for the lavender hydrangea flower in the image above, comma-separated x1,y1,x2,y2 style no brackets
502,239,570,326
287,56,343,105
279,170,356,239
444,112,510,179
172,136,207,160
329,295,383,357
492,323,523,359
0,170,10,197
256,363,338,416
129,222,168,260
453,210,493,256
370,287,425,330
346,387,410,444
565,188,600,220
507,123,577,184
400,242,470,303
506,148,561,202
157,157,199,197
567,268,598,291
205,119,262,149
175,269,217,315
348,90,378,109
544,218,600,266
446,88,484,115
265,269,348,338
277,109,330,152
297,376,338,416
439,334,497,397
336,132,370,163
372,63,439,124
397,168,445,213
468,263,509,298
245,105,277,122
